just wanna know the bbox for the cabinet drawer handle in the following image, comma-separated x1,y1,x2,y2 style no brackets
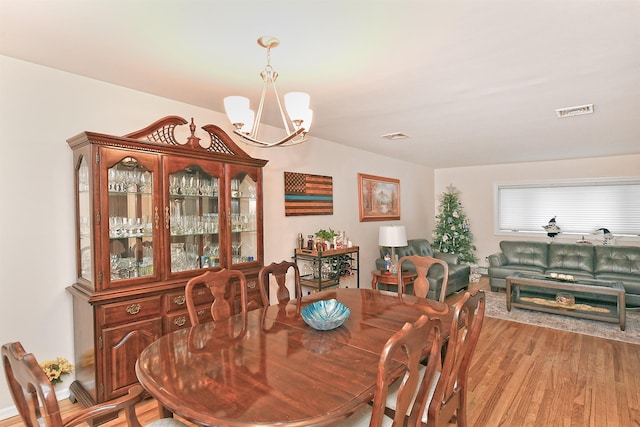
197,309,206,316
126,304,141,315
247,280,257,290
173,295,186,305
197,290,206,297
174,316,186,327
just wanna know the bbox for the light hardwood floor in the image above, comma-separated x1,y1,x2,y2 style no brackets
2,277,639,426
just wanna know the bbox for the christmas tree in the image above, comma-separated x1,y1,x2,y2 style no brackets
432,185,477,264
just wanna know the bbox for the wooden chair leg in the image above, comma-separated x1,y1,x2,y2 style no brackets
159,403,174,419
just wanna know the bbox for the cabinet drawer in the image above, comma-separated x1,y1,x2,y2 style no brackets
165,305,212,333
167,285,214,313
100,296,162,327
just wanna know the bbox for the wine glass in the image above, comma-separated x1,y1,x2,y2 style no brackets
110,253,121,279
126,258,138,278
231,241,242,263
108,169,117,191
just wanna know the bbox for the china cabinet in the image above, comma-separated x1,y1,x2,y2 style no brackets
66,116,267,410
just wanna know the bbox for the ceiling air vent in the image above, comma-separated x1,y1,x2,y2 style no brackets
555,104,594,118
381,132,410,141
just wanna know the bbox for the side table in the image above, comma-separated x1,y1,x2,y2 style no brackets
371,269,417,292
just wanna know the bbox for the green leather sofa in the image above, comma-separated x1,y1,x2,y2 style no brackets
488,241,640,307
376,238,470,301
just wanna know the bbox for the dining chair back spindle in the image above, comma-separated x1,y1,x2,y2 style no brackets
397,255,449,303
185,268,248,325
2,341,188,427
336,315,443,427
428,288,485,427
258,260,302,306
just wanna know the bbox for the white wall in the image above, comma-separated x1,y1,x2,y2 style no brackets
0,55,434,415
435,155,640,267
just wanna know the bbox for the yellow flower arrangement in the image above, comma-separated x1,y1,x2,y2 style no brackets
39,357,74,385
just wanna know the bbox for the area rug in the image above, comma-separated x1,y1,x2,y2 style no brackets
483,290,640,345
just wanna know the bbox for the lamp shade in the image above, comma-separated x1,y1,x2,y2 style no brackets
284,92,310,120
224,96,249,122
378,225,408,247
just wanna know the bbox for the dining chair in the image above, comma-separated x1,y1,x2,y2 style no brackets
397,255,449,303
427,288,485,426
258,260,302,306
381,288,485,426
185,268,248,325
335,314,443,427
2,341,187,427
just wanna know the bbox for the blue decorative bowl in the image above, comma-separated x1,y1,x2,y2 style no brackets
301,299,351,331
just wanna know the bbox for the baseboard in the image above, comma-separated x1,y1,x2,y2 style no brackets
0,386,70,421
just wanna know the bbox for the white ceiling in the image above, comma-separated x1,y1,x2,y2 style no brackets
2,0,639,168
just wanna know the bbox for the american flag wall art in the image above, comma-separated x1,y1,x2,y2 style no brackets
284,172,333,216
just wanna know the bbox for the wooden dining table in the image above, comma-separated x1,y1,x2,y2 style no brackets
135,288,452,427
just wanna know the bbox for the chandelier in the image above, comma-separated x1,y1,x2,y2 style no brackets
224,36,313,148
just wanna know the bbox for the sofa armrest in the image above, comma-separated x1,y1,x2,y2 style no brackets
375,258,386,270
488,252,506,267
434,251,460,265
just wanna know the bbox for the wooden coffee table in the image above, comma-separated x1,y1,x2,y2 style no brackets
506,273,626,331
371,269,417,291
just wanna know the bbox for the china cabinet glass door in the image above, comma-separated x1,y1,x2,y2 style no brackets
166,159,222,276
228,165,261,267
103,149,160,287
77,156,92,281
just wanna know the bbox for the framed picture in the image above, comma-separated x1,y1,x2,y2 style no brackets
358,173,400,221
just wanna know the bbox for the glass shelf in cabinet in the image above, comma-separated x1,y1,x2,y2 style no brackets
109,232,153,240
231,194,256,200
168,192,219,199
170,231,219,237
108,190,153,196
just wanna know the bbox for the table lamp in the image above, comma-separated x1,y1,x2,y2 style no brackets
378,225,408,273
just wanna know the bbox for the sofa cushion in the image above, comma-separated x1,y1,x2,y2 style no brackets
500,241,548,269
379,239,435,259
594,246,640,275
489,265,546,280
435,251,460,265
448,263,472,283
548,243,595,273
408,239,435,257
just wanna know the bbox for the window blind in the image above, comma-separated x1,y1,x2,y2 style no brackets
497,179,640,236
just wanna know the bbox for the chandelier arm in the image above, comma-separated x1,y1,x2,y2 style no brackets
233,127,305,147
270,84,295,135
250,81,269,139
